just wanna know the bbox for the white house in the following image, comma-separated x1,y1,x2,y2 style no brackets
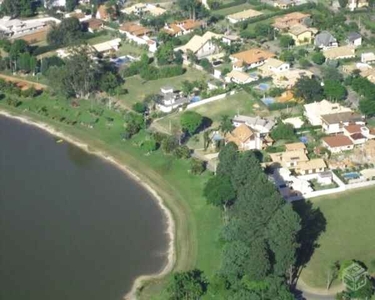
122,3,166,16
361,52,375,64
175,31,222,60
232,114,275,135
230,48,276,71
347,32,362,47
92,38,121,55
0,17,47,38
258,58,290,77
343,124,368,145
322,135,354,153
226,9,263,24
155,86,189,113
225,124,264,151
225,70,257,84
303,100,352,126
119,22,157,53
320,111,365,134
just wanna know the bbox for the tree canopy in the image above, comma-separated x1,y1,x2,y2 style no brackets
293,76,324,103
47,17,83,47
1,0,36,17
180,111,203,135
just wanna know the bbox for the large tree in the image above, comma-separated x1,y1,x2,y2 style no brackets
167,269,208,300
204,175,235,210
180,111,203,135
1,0,35,17
47,17,83,47
293,76,324,103
323,80,347,101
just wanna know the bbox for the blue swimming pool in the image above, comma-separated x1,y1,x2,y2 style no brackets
343,172,360,180
261,97,275,106
257,83,270,91
111,56,131,67
191,96,201,102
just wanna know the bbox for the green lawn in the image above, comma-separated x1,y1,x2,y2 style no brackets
155,90,258,134
119,68,208,107
214,3,257,16
87,33,116,45
0,93,223,300
117,42,147,57
298,187,375,288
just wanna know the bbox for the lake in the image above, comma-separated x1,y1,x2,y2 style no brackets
0,116,168,300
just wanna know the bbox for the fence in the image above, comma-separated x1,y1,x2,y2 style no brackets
186,90,236,109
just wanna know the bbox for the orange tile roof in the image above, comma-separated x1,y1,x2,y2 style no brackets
163,19,202,35
225,124,254,148
322,135,353,148
344,124,362,134
231,48,275,65
85,18,103,30
120,22,151,36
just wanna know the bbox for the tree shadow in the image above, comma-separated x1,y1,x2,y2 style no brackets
292,200,327,285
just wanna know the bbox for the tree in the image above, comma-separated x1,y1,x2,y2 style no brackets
190,159,205,175
298,58,311,69
326,261,339,290
338,0,348,8
312,51,326,65
321,66,343,82
40,56,65,75
359,99,375,116
279,35,295,48
323,80,347,101
293,76,324,103
141,139,157,153
1,0,35,17
219,115,234,133
66,0,78,11
270,123,296,141
99,72,122,95
181,80,195,96
161,136,179,154
199,58,213,73
167,269,208,300
204,175,235,210
180,111,203,135
155,42,175,65
216,142,238,177
47,18,83,47
132,102,147,114
279,50,295,63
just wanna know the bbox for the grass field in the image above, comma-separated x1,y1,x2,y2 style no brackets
117,42,147,57
299,187,375,288
119,68,208,107
214,3,255,16
0,93,223,300
155,90,258,133
87,33,116,45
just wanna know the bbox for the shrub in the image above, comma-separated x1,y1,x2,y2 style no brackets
132,102,147,113
141,139,157,153
190,159,205,175
161,136,179,154
174,145,191,159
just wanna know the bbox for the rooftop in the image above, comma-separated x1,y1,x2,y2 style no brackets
321,111,363,125
296,158,327,171
227,9,263,21
285,142,306,152
322,135,353,148
323,46,355,59
176,31,222,54
231,48,275,65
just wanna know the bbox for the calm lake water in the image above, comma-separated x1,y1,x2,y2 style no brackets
0,116,168,300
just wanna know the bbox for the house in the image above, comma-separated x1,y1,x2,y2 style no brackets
322,135,354,153
232,114,275,135
285,142,307,153
222,34,241,45
304,100,352,126
321,111,364,134
272,168,313,198
283,116,304,129
92,38,121,55
230,48,275,70
44,0,66,8
64,9,92,22
274,0,296,9
225,124,263,151
96,4,117,21
155,86,189,113
0,17,48,38
361,52,375,64
273,69,313,88
119,22,157,53
84,18,104,33
347,32,362,47
122,3,166,16
287,24,317,45
343,124,368,144
225,70,257,84
175,31,222,60
272,12,310,31
163,19,203,36
323,45,356,60
269,149,309,168
258,58,290,77
348,0,368,11
314,31,338,50
295,159,327,175
226,9,263,24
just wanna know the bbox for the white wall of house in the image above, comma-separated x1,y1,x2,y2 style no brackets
195,41,219,59
324,142,354,153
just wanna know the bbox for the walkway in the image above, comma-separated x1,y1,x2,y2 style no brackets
296,277,344,300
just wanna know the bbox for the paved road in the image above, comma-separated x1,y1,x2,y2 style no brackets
296,278,343,300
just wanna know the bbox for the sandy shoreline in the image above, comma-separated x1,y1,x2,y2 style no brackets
0,109,176,300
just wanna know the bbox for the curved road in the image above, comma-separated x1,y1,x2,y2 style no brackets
296,278,343,300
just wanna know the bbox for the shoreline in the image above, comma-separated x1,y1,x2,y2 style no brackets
0,109,176,300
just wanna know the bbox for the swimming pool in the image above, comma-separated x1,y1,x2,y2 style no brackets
111,56,131,67
257,83,270,91
191,96,201,102
261,97,275,106
343,172,360,180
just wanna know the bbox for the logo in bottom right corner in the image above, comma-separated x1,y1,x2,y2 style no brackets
343,263,367,291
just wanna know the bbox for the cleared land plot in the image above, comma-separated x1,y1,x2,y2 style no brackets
119,68,208,107
117,42,147,57
87,33,116,45
298,187,375,288
0,74,47,90
214,3,257,16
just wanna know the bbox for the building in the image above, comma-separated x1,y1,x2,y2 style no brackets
119,22,157,53
44,0,66,8
232,114,275,135
285,142,307,153
96,4,117,21
0,17,47,38
155,86,189,113
225,70,257,84
343,124,368,144
84,18,104,33
270,149,309,168
64,9,92,22
347,32,362,47
274,0,296,9
295,159,327,175
225,124,263,151
163,19,203,36
122,3,166,16
258,58,290,77
314,31,338,50
348,0,368,11
361,52,375,64
321,111,364,134
226,9,263,24
273,12,310,31
230,48,275,70
323,45,356,60
283,116,304,129
322,135,354,153
287,24,317,45
304,100,352,126
273,69,313,88
175,31,222,60
92,38,121,55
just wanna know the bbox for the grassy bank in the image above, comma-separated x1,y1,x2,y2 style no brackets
0,98,222,299
299,187,375,288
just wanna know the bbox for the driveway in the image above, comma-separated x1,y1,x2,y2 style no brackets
296,278,343,300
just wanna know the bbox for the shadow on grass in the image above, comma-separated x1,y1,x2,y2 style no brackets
292,200,327,285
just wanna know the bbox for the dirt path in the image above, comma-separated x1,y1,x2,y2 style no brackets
0,74,47,90
297,277,344,300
